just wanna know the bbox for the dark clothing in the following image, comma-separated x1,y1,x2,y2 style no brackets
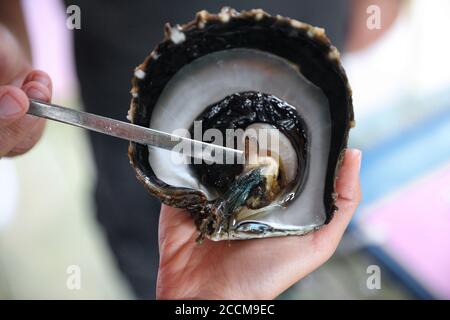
66,0,349,299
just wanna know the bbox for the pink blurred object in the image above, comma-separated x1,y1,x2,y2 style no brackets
360,163,450,298
22,0,78,102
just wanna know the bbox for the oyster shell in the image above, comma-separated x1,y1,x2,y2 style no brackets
128,8,354,241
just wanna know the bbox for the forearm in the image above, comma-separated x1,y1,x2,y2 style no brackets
0,0,31,61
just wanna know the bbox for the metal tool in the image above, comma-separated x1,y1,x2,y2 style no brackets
27,99,244,163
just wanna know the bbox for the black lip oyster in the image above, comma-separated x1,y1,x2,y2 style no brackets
128,8,354,241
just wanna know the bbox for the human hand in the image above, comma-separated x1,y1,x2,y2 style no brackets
157,148,362,299
0,24,52,157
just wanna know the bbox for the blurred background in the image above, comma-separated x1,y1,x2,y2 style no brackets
0,0,449,299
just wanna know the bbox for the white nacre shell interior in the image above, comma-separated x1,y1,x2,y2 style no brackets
148,48,331,237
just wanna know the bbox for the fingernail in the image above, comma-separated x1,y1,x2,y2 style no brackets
0,94,22,118
32,75,50,87
25,87,47,101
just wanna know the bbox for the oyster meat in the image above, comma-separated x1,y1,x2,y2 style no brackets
128,8,354,241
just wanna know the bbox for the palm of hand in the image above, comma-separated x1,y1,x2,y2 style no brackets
156,149,361,299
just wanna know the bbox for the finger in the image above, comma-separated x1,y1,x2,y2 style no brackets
312,148,362,254
1,72,52,156
0,85,29,127
0,82,49,156
335,148,362,202
22,70,53,95
5,81,50,156
22,80,52,103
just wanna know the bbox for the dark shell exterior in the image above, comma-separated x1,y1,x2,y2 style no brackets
128,8,354,227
